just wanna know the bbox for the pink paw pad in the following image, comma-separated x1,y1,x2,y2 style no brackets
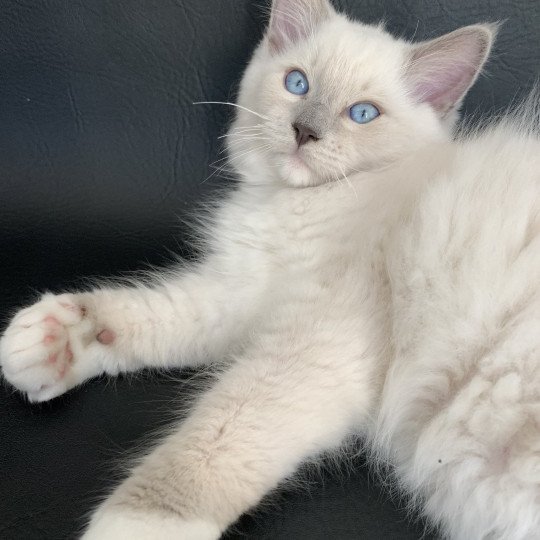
52,345,73,381
97,329,116,346
44,335,57,345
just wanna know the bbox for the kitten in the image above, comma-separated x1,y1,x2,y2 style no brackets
2,0,539,538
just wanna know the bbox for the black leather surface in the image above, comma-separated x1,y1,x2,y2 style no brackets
1,1,538,538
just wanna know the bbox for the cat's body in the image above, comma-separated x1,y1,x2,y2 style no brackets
1,0,539,538
379,126,540,539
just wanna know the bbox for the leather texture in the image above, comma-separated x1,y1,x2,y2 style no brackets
0,1,538,538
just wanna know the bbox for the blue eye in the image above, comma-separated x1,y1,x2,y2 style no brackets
285,70,309,96
349,102,380,124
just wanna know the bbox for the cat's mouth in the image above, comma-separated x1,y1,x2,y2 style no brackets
276,148,324,188
290,151,309,169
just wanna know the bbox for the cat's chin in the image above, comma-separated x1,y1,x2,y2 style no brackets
278,153,325,188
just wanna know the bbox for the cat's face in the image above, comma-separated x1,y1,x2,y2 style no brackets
227,0,493,188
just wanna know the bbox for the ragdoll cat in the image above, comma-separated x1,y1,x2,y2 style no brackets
2,0,539,538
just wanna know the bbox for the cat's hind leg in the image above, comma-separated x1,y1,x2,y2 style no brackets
83,329,372,539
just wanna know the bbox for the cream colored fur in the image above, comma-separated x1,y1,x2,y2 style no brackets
1,1,538,538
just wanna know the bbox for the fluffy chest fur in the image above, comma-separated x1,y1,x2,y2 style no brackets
211,179,394,341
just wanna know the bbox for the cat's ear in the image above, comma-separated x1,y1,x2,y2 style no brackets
405,24,496,117
267,0,335,54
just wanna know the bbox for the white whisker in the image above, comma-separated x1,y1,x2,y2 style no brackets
228,135,270,141
218,129,264,140
194,101,269,121
338,163,358,199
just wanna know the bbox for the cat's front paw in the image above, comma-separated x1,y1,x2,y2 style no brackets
0,293,102,402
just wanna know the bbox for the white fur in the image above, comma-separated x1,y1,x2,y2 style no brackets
83,510,220,540
376,125,540,539
1,1,538,539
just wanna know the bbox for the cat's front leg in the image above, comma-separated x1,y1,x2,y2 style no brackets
82,331,372,539
0,266,261,402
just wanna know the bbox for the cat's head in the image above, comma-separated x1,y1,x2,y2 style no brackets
227,0,495,188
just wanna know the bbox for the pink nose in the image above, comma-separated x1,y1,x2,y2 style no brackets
292,123,320,147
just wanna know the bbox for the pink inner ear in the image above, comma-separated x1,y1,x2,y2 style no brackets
414,63,478,112
268,0,333,54
408,27,492,114
270,9,303,52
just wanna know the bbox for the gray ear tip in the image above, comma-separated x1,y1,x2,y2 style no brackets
450,23,499,61
467,22,501,49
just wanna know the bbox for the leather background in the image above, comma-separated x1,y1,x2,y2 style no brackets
0,1,538,538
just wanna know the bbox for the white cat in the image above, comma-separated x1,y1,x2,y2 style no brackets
2,0,539,538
